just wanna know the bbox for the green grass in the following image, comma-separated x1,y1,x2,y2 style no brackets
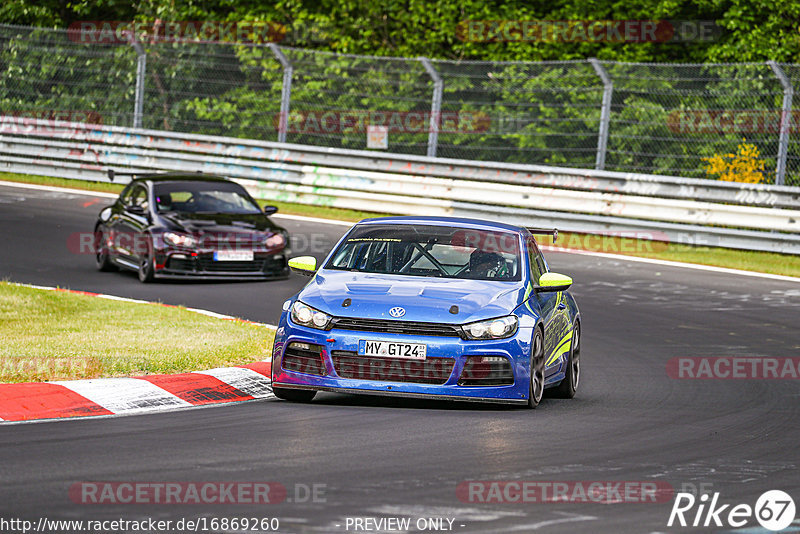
0,282,274,383
3,171,799,278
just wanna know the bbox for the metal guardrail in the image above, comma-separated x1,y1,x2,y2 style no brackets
1,116,799,254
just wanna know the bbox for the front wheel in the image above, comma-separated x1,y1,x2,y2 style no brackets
272,387,316,403
528,328,545,408
95,226,117,272
553,322,580,398
138,239,155,283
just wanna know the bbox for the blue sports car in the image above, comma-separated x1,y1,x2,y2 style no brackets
271,216,580,407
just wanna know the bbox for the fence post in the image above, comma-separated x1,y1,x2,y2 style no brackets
419,57,443,158
126,37,146,129
589,58,613,171
768,61,792,186
269,44,293,144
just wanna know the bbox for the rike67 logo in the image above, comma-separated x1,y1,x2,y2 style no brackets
668,490,796,531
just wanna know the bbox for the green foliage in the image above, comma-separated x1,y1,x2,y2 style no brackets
2,1,800,183
3,0,800,63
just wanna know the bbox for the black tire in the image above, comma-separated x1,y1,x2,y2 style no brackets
137,238,155,283
553,322,580,399
94,226,117,272
528,328,545,408
272,387,316,403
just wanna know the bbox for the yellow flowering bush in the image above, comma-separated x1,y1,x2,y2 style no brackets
703,142,767,184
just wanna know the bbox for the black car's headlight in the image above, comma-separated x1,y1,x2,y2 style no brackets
163,232,196,247
290,301,332,329
264,232,287,248
462,315,518,340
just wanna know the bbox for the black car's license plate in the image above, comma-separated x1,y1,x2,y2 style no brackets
213,250,254,261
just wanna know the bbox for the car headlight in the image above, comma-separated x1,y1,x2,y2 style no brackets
264,233,286,248
462,315,518,340
290,301,332,330
163,232,196,247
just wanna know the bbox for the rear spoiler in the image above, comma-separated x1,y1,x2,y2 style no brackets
107,169,140,182
526,227,558,243
107,169,198,181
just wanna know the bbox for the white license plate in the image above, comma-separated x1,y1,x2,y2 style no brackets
359,340,427,360
213,250,254,261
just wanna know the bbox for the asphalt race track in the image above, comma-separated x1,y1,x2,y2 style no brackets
1,182,799,533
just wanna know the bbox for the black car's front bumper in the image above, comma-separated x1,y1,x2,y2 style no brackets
155,251,289,280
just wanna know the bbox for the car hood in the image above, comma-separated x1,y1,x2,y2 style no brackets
161,212,275,235
298,271,524,324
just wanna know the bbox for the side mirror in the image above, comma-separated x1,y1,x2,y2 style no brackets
263,205,278,216
537,272,572,292
288,256,317,276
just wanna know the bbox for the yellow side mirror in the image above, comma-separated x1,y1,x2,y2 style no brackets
288,256,317,276
538,272,572,292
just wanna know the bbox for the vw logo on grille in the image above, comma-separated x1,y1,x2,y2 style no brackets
389,307,406,318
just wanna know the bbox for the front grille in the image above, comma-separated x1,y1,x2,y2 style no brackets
331,351,454,385
197,254,266,273
263,255,288,272
329,318,464,338
166,257,195,271
458,356,515,386
202,238,262,248
282,342,326,376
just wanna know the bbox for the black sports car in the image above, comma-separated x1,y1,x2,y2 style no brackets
94,173,290,282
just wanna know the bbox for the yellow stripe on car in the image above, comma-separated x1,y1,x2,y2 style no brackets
524,282,535,314
546,329,573,366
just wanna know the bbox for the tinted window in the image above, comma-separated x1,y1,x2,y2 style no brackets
326,224,521,281
129,185,148,209
153,181,261,214
527,236,547,280
119,183,134,205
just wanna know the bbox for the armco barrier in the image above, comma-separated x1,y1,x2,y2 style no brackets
1,116,799,254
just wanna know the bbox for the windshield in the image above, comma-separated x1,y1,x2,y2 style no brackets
153,181,262,215
326,224,521,280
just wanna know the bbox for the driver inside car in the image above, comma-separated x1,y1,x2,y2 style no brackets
467,249,507,279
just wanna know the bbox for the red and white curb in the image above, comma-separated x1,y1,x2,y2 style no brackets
0,284,277,424
0,362,274,423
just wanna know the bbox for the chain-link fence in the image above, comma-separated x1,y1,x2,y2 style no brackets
1,23,799,186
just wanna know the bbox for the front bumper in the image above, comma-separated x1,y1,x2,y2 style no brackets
272,319,535,404
154,250,289,280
